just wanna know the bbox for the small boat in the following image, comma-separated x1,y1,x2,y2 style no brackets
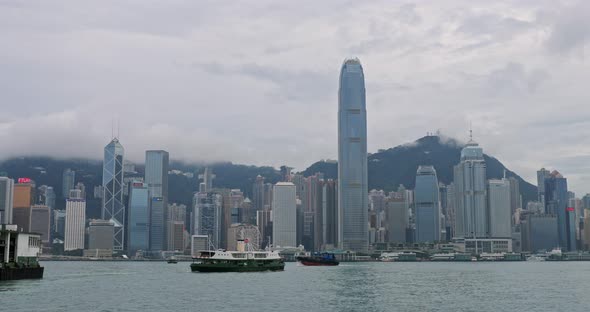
167,257,178,264
296,253,339,266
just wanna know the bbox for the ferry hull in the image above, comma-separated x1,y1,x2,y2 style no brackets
190,262,284,273
299,260,339,266
296,256,339,266
0,266,44,281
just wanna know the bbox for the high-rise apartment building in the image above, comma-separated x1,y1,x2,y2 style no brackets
0,177,14,224
338,58,368,253
102,138,125,251
414,166,441,243
128,182,150,255
454,137,487,238
272,182,296,248
488,179,512,238
65,192,86,251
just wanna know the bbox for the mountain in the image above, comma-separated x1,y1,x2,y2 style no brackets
0,135,538,215
303,135,537,204
0,157,281,218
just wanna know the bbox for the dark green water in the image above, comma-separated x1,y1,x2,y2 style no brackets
1,261,590,311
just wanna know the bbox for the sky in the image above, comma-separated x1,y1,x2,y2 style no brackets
0,0,589,194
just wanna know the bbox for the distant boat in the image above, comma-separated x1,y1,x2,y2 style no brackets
296,253,339,266
167,257,178,264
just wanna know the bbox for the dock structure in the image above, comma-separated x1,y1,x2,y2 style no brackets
1,224,44,280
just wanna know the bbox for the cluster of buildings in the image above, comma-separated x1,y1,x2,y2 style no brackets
1,57,589,258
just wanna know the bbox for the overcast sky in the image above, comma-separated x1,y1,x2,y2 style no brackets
0,0,589,194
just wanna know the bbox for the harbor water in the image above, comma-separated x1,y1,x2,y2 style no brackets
1,261,590,312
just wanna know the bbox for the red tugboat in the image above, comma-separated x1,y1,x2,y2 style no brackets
296,253,339,266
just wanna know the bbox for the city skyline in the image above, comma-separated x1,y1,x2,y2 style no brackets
0,1,589,196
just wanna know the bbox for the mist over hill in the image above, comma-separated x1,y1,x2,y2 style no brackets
0,135,537,217
303,135,537,204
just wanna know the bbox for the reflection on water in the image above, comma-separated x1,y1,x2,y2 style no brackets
1,261,590,312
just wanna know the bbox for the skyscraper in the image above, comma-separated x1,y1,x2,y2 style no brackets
322,179,338,249
198,167,215,193
338,57,368,253
128,182,150,255
386,185,410,243
0,177,14,224
145,150,169,251
508,177,520,217
193,192,222,249
454,136,487,238
537,168,550,205
167,203,187,252
272,182,296,248
252,175,265,211
62,168,76,198
149,197,165,251
102,138,125,251
65,191,86,251
545,171,576,251
488,179,511,238
414,166,441,243
13,182,34,232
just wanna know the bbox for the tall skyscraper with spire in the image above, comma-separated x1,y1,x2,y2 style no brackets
338,58,368,252
102,138,125,251
453,132,487,238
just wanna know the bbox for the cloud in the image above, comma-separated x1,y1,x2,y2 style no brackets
544,1,590,55
0,0,589,196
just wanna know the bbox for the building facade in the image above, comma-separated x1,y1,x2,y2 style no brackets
128,182,150,255
30,205,51,244
102,138,125,251
64,195,86,251
272,182,296,248
488,179,512,238
544,171,576,251
87,219,115,251
414,166,441,243
454,138,487,238
62,169,76,198
0,177,14,224
337,58,368,253
193,192,222,249
386,186,410,244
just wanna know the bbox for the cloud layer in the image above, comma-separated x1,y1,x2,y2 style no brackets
0,0,589,194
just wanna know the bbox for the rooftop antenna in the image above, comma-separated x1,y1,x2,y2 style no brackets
111,119,114,140
117,118,120,139
469,121,473,141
